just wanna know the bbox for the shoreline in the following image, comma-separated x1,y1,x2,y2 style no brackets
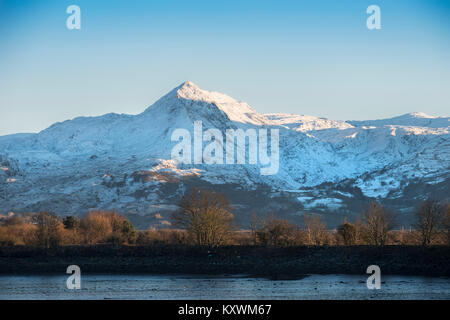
1,245,449,277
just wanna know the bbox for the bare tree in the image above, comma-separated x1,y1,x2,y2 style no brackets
171,189,234,247
361,202,395,246
249,212,262,245
304,214,328,246
33,212,63,248
414,200,441,246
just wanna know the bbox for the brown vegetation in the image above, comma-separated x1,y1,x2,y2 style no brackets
0,210,137,247
254,216,301,246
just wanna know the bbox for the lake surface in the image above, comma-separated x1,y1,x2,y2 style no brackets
0,274,449,300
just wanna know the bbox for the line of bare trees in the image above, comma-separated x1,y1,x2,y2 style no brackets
170,189,450,247
0,189,449,248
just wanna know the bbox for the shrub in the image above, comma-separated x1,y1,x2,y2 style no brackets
63,216,80,229
255,217,301,246
337,222,358,245
80,210,137,245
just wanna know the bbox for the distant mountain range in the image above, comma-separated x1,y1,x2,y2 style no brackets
1,81,449,228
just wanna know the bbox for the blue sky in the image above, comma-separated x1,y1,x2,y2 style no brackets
0,0,449,135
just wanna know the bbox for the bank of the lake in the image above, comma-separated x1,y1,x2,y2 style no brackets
0,245,449,278
1,274,449,299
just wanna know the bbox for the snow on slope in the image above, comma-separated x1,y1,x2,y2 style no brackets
265,113,353,132
0,81,449,218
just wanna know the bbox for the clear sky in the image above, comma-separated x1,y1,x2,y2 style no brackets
1,0,449,135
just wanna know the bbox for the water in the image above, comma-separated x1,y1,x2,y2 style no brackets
0,274,449,300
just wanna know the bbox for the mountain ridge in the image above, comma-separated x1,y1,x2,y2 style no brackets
0,81,449,228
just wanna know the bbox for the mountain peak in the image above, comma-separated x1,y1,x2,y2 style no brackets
175,81,205,100
177,80,200,92
143,81,270,126
155,80,234,105
173,80,237,106
179,80,199,89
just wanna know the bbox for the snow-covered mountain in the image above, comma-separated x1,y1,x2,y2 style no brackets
1,81,449,228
